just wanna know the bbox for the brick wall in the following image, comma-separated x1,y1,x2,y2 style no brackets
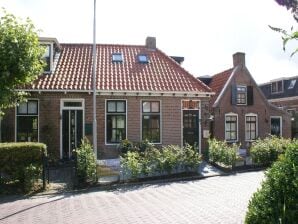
1,92,211,159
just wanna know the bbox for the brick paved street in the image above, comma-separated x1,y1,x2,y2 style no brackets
0,171,264,224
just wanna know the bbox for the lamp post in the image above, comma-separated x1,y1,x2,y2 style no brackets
92,0,97,160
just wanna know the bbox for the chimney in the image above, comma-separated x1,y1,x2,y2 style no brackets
146,36,156,49
233,52,245,67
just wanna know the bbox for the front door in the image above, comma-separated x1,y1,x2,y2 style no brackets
183,110,199,147
271,117,282,137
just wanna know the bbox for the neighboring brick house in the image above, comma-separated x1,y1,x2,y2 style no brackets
259,76,298,138
0,37,212,160
199,52,291,150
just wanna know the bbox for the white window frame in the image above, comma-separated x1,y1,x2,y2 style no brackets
140,100,162,144
41,42,54,73
105,99,127,145
271,80,283,94
245,113,258,142
15,99,40,142
236,85,247,105
60,99,85,159
270,116,282,137
225,112,238,142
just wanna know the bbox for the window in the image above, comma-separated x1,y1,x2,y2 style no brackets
271,117,282,137
142,101,160,143
236,86,247,105
106,100,126,143
112,53,123,62
138,54,149,63
225,114,238,141
245,114,257,141
16,100,38,142
42,44,51,72
288,79,296,89
271,81,283,93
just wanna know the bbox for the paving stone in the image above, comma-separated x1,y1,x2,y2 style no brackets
0,171,264,224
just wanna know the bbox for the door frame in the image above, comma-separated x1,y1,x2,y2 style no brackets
60,98,85,159
181,100,201,154
270,116,282,137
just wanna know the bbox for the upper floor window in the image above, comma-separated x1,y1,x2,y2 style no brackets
138,54,149,63
112,53,123,62
271,80,283,93
142,101,160,143
236,86,247,105
288,79,296,89
106,100,126,144
42,44,51,72
232,85,253,106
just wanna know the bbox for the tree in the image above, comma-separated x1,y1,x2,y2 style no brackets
0,9,45,115
270,0,298,56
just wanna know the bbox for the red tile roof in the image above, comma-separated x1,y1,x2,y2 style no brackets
209,68,233,104
30,44,210,93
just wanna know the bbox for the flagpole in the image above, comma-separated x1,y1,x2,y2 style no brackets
92,0,97,160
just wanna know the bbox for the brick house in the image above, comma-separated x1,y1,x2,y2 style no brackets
199,52,291,150
0,37,212,160
259,76,298,138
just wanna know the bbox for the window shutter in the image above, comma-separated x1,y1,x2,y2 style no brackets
231,85,237,105
247,86,254,105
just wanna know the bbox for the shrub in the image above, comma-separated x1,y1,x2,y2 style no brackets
0,142,46,192
250,136,291,166
120,142,201,179
75,137,97,185
245,144,298,224
208,138,238,167
118,139,134,154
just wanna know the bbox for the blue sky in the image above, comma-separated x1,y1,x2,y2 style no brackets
1,0,297,83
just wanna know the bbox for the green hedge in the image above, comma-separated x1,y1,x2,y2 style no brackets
0,142,46,192
250,136,291,166
121,143,201,179
245,143,298,223
208,138,238,167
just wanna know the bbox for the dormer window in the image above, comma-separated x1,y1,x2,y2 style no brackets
138,54,149,63
236,85,247,105
42,44,51,72
271,80,283,93
288,79,296,89
112,53,123,62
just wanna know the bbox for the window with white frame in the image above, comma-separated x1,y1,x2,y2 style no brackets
41,44,51,72
245,114,257,141
271,80,283,93
106,100,126,143
236,86,247,105
142,101,160,143
16,100,38,142
225,113,238,141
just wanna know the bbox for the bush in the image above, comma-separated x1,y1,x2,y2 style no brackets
118,139,134,154
121,142,201,179
250,136,291,166
245,144,298,224
208,138,238,167
75,137,97,185
0,142,46,192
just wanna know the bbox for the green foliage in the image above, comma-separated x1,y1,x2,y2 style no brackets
208,138,238,167
245,144,298,224
121,142,201,179
75,137,97,184
0,9,45,114
118,139,134,154
250,136,291,166
0,142,46,192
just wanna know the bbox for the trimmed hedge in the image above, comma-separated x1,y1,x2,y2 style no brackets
245,143,298,223
250,136,291,166
0,142,46,192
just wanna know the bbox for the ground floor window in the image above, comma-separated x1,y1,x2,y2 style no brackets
16,100,38,142
106,100,126,143
245,114,257,141
225,113,238,141
142,101,160,143
271,117,282,137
